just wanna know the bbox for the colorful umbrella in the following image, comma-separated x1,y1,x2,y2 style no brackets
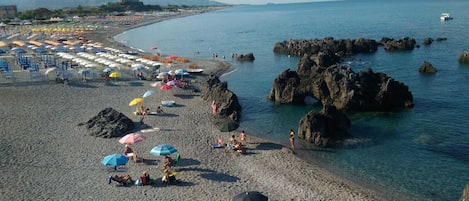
45,67,58,75
101,154,129,166
118,133,147,144
160,84,172,90
109,71,121,78
129,97,144,106
232,191,268,201
166,80,178,86
150,144,177,156
143,89,155,98
103,67,113,73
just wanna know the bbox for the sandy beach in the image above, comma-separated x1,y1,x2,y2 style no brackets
0,9,392,201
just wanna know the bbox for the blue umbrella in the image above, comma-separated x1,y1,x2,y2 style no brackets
101,154,129,166
77,69,91,75
150,144,177,156
143,89,155,98
103,67,113,73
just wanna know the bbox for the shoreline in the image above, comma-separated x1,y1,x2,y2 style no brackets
0,8,401,201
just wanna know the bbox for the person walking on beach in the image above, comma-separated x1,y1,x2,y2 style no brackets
289,128,295,152
211,100,218,115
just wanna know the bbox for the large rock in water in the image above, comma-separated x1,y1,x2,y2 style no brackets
199,75,241,121
459,51,469,64
297,105,351,147
236,53,255,62
419,61,437,73
78,108,135,138
267,66,414,111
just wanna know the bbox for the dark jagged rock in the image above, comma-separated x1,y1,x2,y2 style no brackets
273,37,379,57
78,108,135,138
236,53,255,61
436,37,447,42
267,65,414,111
296,51,342,77
298,105,351,147
380,37,416,51
200,75,241,121
419,61,437,73
423,37,433,45
459,51,469,64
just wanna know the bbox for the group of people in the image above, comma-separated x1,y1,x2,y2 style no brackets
228,130,247,153
109,171,152,186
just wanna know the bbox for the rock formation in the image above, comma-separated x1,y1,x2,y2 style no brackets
419,61,437,73
460,184,469,201
273,37,379,57
380,37,416,51
78,108,135,138
236,53,255,61
459,51,469,64
297,105,351,147
199,75,241,121
267,66,414,111
423,37,433,45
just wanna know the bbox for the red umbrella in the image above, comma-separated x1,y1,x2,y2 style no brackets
160,84,172,90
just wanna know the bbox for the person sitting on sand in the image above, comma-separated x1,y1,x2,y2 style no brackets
124,145,136,161
239,130,246,144
162,168,176,184
163,155,173,169
140,171,150,185
156,106,164,114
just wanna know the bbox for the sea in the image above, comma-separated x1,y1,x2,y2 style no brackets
114,0,469,200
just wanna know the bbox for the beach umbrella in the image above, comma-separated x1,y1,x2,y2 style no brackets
101,153,129,168
103,67,113,73
158,72,169,77
220,121,239,132
160,84,172,90
143,89,155,98
45,67,58,75
119,133,147,145
77,69,91,75
109,72,120,78
166,80,178,87
150,144,177,156
232,191,268,201
131,63,145,71
129,97,144,106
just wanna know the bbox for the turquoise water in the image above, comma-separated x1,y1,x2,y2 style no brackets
115,0,469,199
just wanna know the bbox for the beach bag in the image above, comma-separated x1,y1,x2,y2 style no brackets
135,179,142,186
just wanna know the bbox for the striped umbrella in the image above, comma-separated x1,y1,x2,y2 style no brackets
150,144,177,156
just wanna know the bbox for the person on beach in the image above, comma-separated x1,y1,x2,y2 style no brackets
124,145,136,161
156,106,164,114
163,155,173,169
140,171,150,185
239,130,246,144
289,128,295,152
211,100,218,115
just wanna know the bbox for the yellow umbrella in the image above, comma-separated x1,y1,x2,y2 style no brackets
129,98,144,106
109,72,121,78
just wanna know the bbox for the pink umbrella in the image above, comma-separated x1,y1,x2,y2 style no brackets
119,133,147,145
166,80,178,86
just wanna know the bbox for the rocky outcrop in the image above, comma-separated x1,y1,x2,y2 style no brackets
297,105,351,147
460,184,469,201
273,37,379,57
236,53,255,62
380,37,416,51
78,108,135,138
423,37,433,45
200,75,241,121
459,51,469,64
419,61,437,73
296,51,341,77
267,66,414,111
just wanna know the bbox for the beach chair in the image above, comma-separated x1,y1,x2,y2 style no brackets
172,153,180,166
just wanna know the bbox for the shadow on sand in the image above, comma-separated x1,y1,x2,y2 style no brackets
255,142,284,150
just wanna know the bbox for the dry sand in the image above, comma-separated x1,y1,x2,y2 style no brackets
0,9,393,201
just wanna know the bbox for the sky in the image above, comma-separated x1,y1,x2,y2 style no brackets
213,0,329,5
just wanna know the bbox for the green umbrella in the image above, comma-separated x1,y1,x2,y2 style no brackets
220,121,239,132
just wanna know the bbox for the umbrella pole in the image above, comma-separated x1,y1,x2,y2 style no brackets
114,166,117,171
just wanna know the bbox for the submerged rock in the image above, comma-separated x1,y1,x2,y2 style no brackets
78,108,135,138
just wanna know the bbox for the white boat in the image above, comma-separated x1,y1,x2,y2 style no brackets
186,68,204,74
440,13,453,21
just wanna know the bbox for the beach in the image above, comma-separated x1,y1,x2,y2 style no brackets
0,10,392,201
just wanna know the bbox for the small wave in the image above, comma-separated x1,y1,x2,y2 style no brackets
220,68,237,77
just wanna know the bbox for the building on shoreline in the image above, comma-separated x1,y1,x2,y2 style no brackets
0,5,17,19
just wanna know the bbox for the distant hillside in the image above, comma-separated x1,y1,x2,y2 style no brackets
1,0,227,11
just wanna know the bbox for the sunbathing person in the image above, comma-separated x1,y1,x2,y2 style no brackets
124,145,136,161
109,174,133,185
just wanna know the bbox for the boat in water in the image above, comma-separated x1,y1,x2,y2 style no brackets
440,13,453,21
